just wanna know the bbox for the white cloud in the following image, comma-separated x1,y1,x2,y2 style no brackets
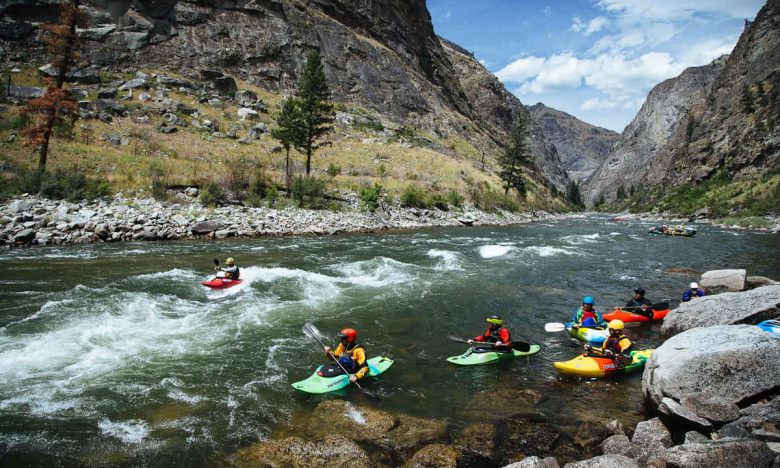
581,97,618,110
677,37,738,65
572,16,610,35
495,56,546,82
597,0,764,20
543,6,552,17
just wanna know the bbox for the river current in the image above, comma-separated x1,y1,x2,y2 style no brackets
1,215,778,465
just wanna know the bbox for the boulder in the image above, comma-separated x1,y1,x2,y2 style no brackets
573,420,614,458
662,285,780,336
632,417,672,449
748,276,779,288
718,398,780,440
643,325,780,407
235,89,258,106
684,431,710,444
504,456,560,468
97,88,117,99
680,393,740,423
191,221,224,235
452,423,496,461
12,229,35,243
601,435,642,460
38,64,100,84
9,199,34,213
96,99,124,115
700,269,747,293
460,387,543,420
563,454,640,468
237,107,259,120
118,78,147,90
233,435,370,468
658,397,714,431
171,215,188,226
249,123,268,138
661,439,775,468
497,413,563,462
404,444,461,467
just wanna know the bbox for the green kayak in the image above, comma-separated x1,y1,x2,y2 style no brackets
446,344,541,366
291,356,394,394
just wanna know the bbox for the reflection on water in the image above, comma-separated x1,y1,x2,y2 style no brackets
1,216,778,465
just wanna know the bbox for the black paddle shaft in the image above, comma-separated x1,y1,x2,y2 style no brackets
304,325,364,390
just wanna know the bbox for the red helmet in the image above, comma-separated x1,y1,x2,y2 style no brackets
338,328,358,343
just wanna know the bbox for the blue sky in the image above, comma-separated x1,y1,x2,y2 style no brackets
428,0,764,132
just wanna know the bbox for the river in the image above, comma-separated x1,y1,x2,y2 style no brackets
1,215,778,465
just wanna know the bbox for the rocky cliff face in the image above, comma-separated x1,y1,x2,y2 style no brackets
585,0,779,209
0,0,575,192
528,103,619,184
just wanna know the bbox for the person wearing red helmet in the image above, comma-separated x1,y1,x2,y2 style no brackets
323,328,368,382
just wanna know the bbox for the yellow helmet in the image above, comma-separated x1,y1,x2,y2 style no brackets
226,257,235,265
486,315,503,325
608,319,624,331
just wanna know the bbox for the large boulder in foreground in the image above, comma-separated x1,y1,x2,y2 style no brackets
661,285,780,336
700,269,747,293
233,435,371,467
643,325,780,408
660,439,775,468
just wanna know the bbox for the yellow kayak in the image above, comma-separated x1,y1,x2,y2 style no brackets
554,349,654,378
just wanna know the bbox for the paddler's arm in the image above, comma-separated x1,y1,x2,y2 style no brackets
349,348,368,382
324,343,344,360
493,328,511,347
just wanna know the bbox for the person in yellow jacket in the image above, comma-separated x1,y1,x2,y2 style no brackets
586,319,633,361
323,328,368,382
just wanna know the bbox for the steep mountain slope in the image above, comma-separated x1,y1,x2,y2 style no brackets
585,0,779,213
528,103,619,183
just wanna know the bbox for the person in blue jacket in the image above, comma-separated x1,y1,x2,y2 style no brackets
682,282,705,302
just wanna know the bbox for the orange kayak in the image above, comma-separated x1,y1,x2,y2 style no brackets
603,307,669,322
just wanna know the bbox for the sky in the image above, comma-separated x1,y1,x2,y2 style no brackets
427,0,764,132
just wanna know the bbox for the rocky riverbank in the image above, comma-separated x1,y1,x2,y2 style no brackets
602,211,780,233
0,194,556,248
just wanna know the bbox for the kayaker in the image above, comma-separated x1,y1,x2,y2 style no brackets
586,319,633,359
215,257,240,280
625,287,653,318
323,328,368,382
682,282,705,302
572,296,607,328
467,315,512,352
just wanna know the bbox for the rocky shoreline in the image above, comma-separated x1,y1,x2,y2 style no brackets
0,194,556,248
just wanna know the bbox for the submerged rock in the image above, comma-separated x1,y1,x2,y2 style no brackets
504,455,560,467
460,387,543,420
404,443,462,467
233,435,371,468
643,325,780,407
562,454,640,468
661,439,775,468
662,285,780,336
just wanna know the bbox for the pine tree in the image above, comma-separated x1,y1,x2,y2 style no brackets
498,113,530,195
566,181,583,207
271,97,304,195
294,51,334,176
21,0,85,171
616,185,626,200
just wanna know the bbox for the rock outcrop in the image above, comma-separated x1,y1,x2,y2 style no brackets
661,285,780,336
642,325,780,407
700,268,748,293
233,436,371,468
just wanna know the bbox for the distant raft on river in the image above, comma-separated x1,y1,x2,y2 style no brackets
648,225,697,237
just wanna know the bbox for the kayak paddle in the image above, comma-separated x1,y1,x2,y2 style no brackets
302,323,377,399
448,336,531,352
544,321,641,332
617,301,670,312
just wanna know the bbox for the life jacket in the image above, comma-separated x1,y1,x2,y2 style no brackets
227,266,240,280
482,325,510,344
602,332,633,354
577,307,599,324
337,343,367,372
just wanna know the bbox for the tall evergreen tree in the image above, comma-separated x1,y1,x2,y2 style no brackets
498,113,530,195
294,51,334,176
566,181,583,207
21,0,85,171
271,97,303,195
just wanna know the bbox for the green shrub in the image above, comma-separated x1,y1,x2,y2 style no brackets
400,184,430,208
446,190,465,208
149,164,167,200
199,181,226,207
360,184,382,212
427,192,449,210
291,175,328,209
470,182,520,212
327,163,340,178
11,167,111,201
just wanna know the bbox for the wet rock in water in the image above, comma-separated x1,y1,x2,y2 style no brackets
680,393,740,424
461,387,543,420
302,400,447,461
404,443,462,467
452,422,497,463
632,418,672,449
562,454,640,468
643,325,780,407
497,413,563,463
662,286,780,336
661,439,775,468
504,455,560,467
700,269,747,293
233,435,371,468
658,397,714,432
605,420,625,436
573,420,613,457
191,221,224,235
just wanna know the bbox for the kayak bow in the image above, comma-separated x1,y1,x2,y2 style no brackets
446,344,541,366
554,349,653,378
291,356,394,394
201,277,243,289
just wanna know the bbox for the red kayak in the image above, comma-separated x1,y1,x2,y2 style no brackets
603,307,670,323
201,278,243,289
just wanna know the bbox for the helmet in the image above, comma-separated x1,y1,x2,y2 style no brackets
486,315,503,325
226,257,235,265
608,319,625,331
338,328,358,343
633,287,645,295
690,282,699,289
583,296,595,305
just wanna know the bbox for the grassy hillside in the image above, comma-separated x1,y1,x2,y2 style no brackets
0,66,568,213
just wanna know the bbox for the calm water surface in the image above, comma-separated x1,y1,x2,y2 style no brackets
1,215,778,465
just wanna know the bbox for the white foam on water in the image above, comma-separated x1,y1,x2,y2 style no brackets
133,268,200,282
522,246,580,257
478,245,516,258
426,249,463,271
330,257,415,288
614,274,638,281
167,389,206,405
244,266,343,305
610,232,621,236
344,402,366,425
98,419,150,444
561,233,600,245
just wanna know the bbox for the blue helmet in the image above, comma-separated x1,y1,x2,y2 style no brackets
583,296,595,305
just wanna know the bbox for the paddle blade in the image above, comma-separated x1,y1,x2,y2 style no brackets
448,336,468,344
213,258,219,266
511,341,531,352
545,323,566,332
624,321,643,328
652,302,669,311
302,323,324,341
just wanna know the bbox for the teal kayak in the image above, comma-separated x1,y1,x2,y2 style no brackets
291,356,394,394
757,320,780,338
566,322,608,345
446,344,541,366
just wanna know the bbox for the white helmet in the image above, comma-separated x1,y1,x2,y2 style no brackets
690,282,699,289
